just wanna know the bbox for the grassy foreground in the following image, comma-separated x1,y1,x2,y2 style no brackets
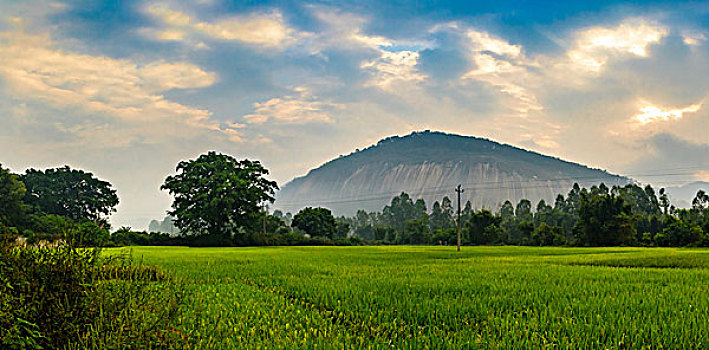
117,246,709,349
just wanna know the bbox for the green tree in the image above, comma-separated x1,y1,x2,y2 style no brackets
500,200,514,220
575,191,636,246
0,164,26,228
429,198,454,231
382,193,426,232
515,199,533,222
464,209,502,245
656,218,704,247
402,218,430,244
257,213,288,234
22,166,118,222
659,188,670,216
534,199,553,227
517,221,534,245
499,200,519,243
565,183,582,214
334,220,351,239
292,207,336,239
460,200,473,227
530,223,566,246
373,225,395,241
161,152,278,240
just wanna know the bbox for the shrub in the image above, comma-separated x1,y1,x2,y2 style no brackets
656,220,704,247
0,230,185,349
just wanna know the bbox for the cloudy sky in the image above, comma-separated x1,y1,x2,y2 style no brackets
0,0,707,228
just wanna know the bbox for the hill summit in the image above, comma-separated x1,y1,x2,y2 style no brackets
275,131,630,215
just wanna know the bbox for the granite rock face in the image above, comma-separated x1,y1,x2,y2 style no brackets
275,131,630,215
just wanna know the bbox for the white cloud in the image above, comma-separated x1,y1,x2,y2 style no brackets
566,19,667,72
466,30,522,58
0,27,240,144
305,9,430,93
461,29,542,117
682,31,707,46
454,18,676,153
140,61,216,90
634,101,703,124
243,86,342,124
143,4,301,48
361,50,427,91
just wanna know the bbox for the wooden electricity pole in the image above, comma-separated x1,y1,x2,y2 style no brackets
456,184,464,252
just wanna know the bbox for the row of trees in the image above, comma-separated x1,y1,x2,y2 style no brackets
0,164,118,245
4,151,709,248
332,182,709,247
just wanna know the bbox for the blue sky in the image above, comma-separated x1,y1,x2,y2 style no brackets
0,0,707,228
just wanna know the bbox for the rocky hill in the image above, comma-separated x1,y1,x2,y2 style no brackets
275,131,631,215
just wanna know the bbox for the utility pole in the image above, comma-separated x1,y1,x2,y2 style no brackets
456,184,464,252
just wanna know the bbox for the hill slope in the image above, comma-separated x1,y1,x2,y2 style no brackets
275,131,631,215
665,181,709,208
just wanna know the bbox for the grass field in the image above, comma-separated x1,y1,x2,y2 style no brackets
118,246,709,349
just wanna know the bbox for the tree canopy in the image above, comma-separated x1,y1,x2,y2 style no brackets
21,166,118,222
0,164,26,228
161,152,278,239
292,207,337,238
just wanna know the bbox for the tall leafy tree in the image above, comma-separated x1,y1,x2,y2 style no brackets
161,152,278,239
692,190,709,211
0,164,26,227
292,207,336,238
429,199,454,231
565,183,582,214
382,192,426,232
515,199,533,222
22,166,118,222
659,188,670,216
461,200,473,227
464,209,502,245
655,218,704,247
402,218,430,244
499,200,518,242
575,190,636,246
500,200,515,220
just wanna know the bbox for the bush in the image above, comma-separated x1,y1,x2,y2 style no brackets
656,220,704,247
0,232,185,349
530,223,567,246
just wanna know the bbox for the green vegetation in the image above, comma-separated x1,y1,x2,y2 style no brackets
123,245,709,349
0,163,118,246
0,234,183,349
3,153,709,249
292,207,338,239
339,183,709,248
4,152,709,348
161,151,278,245
22,166,119,223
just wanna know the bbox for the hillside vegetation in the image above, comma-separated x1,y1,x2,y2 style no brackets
276,131,629,215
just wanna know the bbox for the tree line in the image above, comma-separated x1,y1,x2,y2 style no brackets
0,164,119,245
2,151,709,248
339,182,709,247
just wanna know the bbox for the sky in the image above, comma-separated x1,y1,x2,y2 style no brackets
0,0,707,229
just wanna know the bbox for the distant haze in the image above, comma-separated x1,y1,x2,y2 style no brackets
275,131,631,215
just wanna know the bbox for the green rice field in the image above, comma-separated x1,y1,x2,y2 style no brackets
119,246,709,349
